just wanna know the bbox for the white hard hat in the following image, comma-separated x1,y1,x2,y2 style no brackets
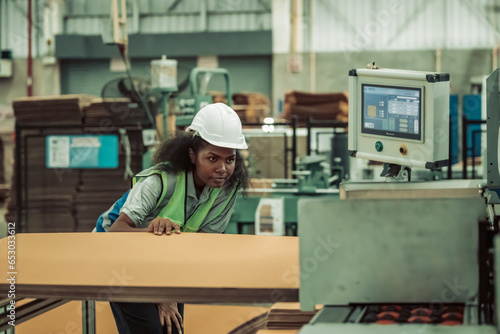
186,103,248,149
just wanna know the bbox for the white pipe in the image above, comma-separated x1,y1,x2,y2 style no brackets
131,0,139,34
0,0,3,50
436,48,442,72
494,47,498,71
43,0,64,56
309,0,315,92
291,0,303,53
43,1,52,55
200,0,207,32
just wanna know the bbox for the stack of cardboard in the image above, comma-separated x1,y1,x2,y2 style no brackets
75,170,131,232
232,92,271,123
0,130,13,205
74,130,143,232
282,91,348,126
0,136,4,185
6,136,79,232
0,184,8,205
6,134,144,233
7,95,147,232
83,98,150,127
249,178,274,189
208,91,228,105
0,137,6,204
227,312,268,334
13,95,93,126
265,303,321,330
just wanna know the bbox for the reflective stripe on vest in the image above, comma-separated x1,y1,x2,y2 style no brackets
132,166,238,232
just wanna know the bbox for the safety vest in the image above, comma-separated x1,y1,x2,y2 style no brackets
132,164,239,232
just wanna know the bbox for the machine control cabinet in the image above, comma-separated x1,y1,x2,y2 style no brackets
348,68,450,169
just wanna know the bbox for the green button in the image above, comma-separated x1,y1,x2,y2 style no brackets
375,141,383,152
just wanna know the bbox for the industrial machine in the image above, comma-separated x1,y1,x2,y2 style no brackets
273,155,333,193
348,67,450,180
296,67,500,333
176,67,232,126
238,153,340,236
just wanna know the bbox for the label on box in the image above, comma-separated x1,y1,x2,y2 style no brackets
46,135,118,168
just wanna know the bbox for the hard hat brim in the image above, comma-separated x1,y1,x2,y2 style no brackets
186,128,248,150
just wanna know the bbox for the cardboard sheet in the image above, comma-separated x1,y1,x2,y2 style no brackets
0,232,299,303
266,303,321,330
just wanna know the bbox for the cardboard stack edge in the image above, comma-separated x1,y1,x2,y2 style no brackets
13,94,94,126
8,94,146,232
282,91,349,126
208,302,322,333
0,136,7,204
265,303,321,330
227,311,269,334
83,98,151,127
232,92,271,124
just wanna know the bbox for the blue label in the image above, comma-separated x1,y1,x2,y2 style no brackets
46,135,118,169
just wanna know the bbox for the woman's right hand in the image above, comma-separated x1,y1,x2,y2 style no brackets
158,302,183,334
148,217,182,235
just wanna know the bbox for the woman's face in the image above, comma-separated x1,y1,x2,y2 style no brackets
190,144,236,189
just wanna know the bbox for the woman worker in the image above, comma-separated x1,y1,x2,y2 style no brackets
95,103,249,334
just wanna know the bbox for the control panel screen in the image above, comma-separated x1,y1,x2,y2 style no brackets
362,84,422,141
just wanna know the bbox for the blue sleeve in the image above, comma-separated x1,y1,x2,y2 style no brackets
95,190,130,232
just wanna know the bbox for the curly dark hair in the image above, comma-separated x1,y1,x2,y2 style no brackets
153,131,249,191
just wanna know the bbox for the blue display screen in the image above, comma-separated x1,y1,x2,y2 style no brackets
362,84,422,141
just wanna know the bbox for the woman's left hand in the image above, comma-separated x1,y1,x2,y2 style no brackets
148,217,181,235
158,302,183,334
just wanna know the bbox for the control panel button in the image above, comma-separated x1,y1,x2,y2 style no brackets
400,144,408,155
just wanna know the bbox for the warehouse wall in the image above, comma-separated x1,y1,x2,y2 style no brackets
270,0,500,115
60,55,272,100
0,0,273,106
0,48,494,118
0,59,60,189
0,59,60,106
273,0,500,54
2,0,498,117
309,0,497,52
60,58,196,97
272,49,497,116
193,55,272,99
63,0,272,35
0,0,48,58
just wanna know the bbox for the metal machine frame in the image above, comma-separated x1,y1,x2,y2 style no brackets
295,68,500,333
